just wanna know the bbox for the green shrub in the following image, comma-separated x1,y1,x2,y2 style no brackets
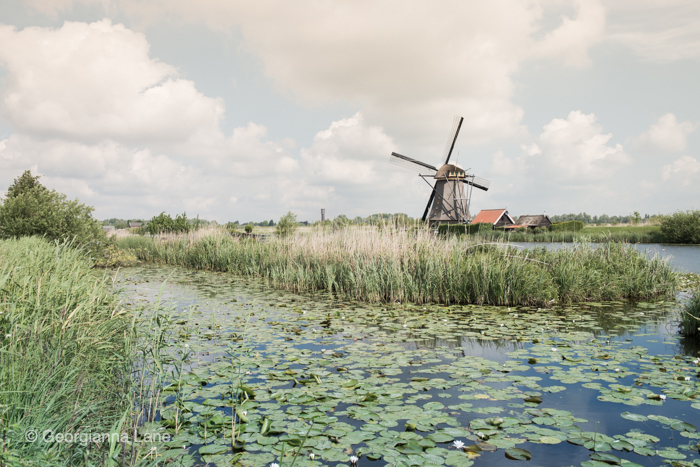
0,170,107,255
244,224,254,233
276,211,298,238
438,224,466,236
146,211,190,235
660,210,700,244
467,222,493,234
550,220,585,232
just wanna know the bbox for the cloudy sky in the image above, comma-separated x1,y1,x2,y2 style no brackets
0,0,698,223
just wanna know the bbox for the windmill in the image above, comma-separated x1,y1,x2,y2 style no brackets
389,116,491,225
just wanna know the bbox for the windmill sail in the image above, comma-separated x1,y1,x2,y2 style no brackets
462,175,491,191
442,116,464,165
389,152,437,174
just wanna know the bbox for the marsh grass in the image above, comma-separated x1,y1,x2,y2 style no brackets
679,289,700,337
0,237,132,465
0,237,182,466
477,226,664,244
117,227,676,307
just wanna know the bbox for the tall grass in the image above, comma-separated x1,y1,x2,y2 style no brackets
0,237,132,465
118,227,676,306
680,289,700,337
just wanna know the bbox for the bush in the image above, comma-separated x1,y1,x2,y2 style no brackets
467,222,493,234
146,211,190,235
244,224,254,233
276,211,298,238
550,220,585,232
0,170,107,255
660,210,700,244
438,224,466,236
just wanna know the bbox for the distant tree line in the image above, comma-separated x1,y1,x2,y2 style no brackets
549,212,660,225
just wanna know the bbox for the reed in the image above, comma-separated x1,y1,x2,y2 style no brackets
0,237,132,465
118,227,676,307
679,289,700,337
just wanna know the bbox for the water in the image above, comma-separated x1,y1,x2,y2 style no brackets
511,242,700,274
117,266,700,467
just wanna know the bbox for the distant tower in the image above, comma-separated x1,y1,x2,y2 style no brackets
321,209,326,221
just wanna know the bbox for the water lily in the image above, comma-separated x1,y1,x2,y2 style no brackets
302,311,306,314
615,369,620,373
500,324,504,327
242,411,247,416
685,377,691,381
513,314,518,318
660,394,667,400
271,464,279,467
309,453,315,460
694,359,699,365
453,440,465,449
551,347,557,351
350,455,359,464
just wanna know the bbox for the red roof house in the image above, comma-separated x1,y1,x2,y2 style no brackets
471,209,515,228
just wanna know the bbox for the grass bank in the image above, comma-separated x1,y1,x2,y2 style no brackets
0,237,132,465
471,225,664,244
118,228,676,307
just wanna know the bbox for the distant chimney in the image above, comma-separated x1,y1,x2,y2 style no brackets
321,209,325,221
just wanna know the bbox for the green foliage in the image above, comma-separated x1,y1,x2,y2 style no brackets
0,237,131,463
679,288,700,337
0,171,106,255
437,224,466,236
550,220,585,232
244,224,254,233
467,222,493,234
660,210,700,244
4,170,47,199
276,211,299,238
145,211,191,235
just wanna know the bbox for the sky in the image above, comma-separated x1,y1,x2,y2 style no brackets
0,0,698,223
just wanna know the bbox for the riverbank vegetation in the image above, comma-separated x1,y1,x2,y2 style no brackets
117,227,676,307
0,237,131,464
680,288,700,338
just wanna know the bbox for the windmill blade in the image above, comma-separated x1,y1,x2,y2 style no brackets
442,115,464,165
389,152,438,174
422,191,436,222
462,175,491,191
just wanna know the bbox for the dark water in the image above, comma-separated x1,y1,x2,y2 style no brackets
117,266,700,467
512,242,700,274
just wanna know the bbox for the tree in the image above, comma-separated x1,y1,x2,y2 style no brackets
276,211,298,238
660,210,700,244
0,170,106,254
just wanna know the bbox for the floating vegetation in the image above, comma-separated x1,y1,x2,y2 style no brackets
116,265,700,467
117,228,676,307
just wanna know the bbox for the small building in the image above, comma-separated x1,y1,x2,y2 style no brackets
128,221,143,228
514,214,552,230
471,209,515,228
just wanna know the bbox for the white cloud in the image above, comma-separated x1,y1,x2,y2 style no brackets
662,155,700,185
633,113,695,153
0,20,224,146
606,0,700,61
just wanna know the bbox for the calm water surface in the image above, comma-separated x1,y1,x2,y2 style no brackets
117,265,700,467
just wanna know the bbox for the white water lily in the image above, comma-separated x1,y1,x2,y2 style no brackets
350,455,359,464
452,440,465,449
500,324,504,327
507,308,511,311
694,360,699,365
309,453,315,460
245,371,252,375
615,369,620,373
685,377,691,381
660,394,667,400
302,311,306,314
403,324,407,328
270,464,279,467
513,314,518,318
551,347,557,351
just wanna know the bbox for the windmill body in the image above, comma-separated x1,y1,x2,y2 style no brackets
389,116,491,225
